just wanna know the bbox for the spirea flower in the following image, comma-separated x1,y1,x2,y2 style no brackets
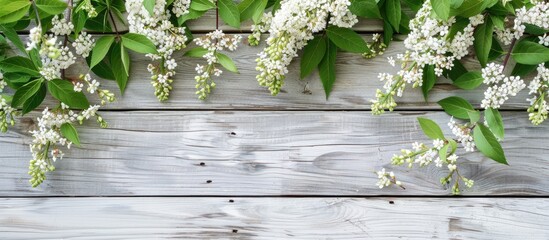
193,30,242,100
26,27,42,50
480,63,525,109
255,0,357,95
72,32,95,58
28,106,108,187
375,168,402,189
172,0,191,17
38,36,76,81
448,118,475,152
513,1,549,40
51,15,74,36
371,1,484,115
126,0,189,101
527,64,549,125
249,12,273,46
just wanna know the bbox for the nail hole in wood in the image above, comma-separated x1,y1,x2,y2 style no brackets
230,132,236,136
232,229,238,233
206,180,212,183
389,200,394,204
199,162,206,166
229,199,234,203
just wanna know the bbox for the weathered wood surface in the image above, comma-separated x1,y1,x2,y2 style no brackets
1,111,547,196
1,197,548,239
49,35,527,110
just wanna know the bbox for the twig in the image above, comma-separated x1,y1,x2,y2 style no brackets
502,38,517,70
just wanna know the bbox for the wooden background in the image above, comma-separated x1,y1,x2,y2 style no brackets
1,13,548,239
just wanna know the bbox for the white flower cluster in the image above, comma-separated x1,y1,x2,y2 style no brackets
480,63,525,109
539,34,549,46
80,0,98,18
0,96,17,132
28,105,106,187
172,0,191,17
256,0,357,95
0,72,6,92
27,27,42,51
38,36,76,81
126,0,189,101
363,33,387,59
72,32,95,58
371,1,484,115
448,118,475,152
193,30,242,100
51,15,74,36
375,168,402,189
527,64,549,125
249,12,273,46
513,1,549,40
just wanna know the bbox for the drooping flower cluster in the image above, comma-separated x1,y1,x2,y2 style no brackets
193,30,241,100
172,0,191,17
72,32,95,58
249,12,273,46
448,118,475,152
51,15,74,36
255,0,358,95
0,95,17,133
480,63,525,109
527,64,549,125
362,33,387,59
513,1,549,40
28,104,106,187
371,1,484,114
378,125,475,194
126,0,189,101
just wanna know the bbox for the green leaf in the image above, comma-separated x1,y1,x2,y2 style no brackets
72,10,87,35
512,40,549,65
445,59,468,81
22,83,46,114
490,15,504,30
524,23,549,35
35,0,68,16
418,117,445,140
0,56,40,76
485,108,504,140
473,19,493,67
474,123,507,165
60,123,81,146
2,72,31,89
87,55,115,80
216,52,239,73
349,0,382,19
450,0,487,17
218,0,240,28
438,96,478,120
238,0,268,23
385,0,401,31
511,63,537,77
190,0,216,11
11,78,44,108
0,25,26,53
178,9,207,25
121,45,130,76
48,79,90,109
326,26,369,53
143,0,156,16
111,42,129,93
300,36,327,79
121,33,158,54
184,47,208,58
453,71,483,89
431,0,451,20
0,0,31,24
90,36,115,68
422,65,436,100
319,39,337,99
488,37,504,61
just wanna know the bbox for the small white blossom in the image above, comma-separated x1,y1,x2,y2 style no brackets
51,15,74,36
480,63,526,109
72,32,95,58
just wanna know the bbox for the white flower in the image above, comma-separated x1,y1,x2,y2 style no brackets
72,32,95,58
527,64,549,125
480,63,526,109
27,27,42,50
433,139,445,150
73,82,84,92
51,15,74,36
87,79,100,93
448,118,475,152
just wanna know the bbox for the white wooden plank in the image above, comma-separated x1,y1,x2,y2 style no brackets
0,197,547,239
1,111,547,196
3,34,524,110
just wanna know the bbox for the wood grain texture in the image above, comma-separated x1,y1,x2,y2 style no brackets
1,197,548,239
6,34,521,111
1,111,547,196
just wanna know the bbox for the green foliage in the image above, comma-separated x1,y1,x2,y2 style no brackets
11,78,44,108
48,79,90,109
90,36,115,68
0,0,31,24
418,117,445,140
121,33,158,54
22,83,46,114
35,0,68,16
453,71,483,89
473,123,507,165
319,39,337,99
218,0,240,28
349,0,382,19
111,42,130,93
184,47,209,58
484,108,504,140
512,39,549,65
438,96,479,121
431,0,451,20
473,18,494,67
422,65,436,100
216,52,239,73
300,36,327,79
143,0,156,16
0,56,41,77
190,0,216,11
385,0,402,31
326,26,369,53
60,123,81,146
238,0,268,23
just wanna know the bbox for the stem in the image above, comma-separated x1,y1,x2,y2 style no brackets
61,0,73,80
215,1,219,30
30,0,42,27
108,10,120,38
502,38,517,70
